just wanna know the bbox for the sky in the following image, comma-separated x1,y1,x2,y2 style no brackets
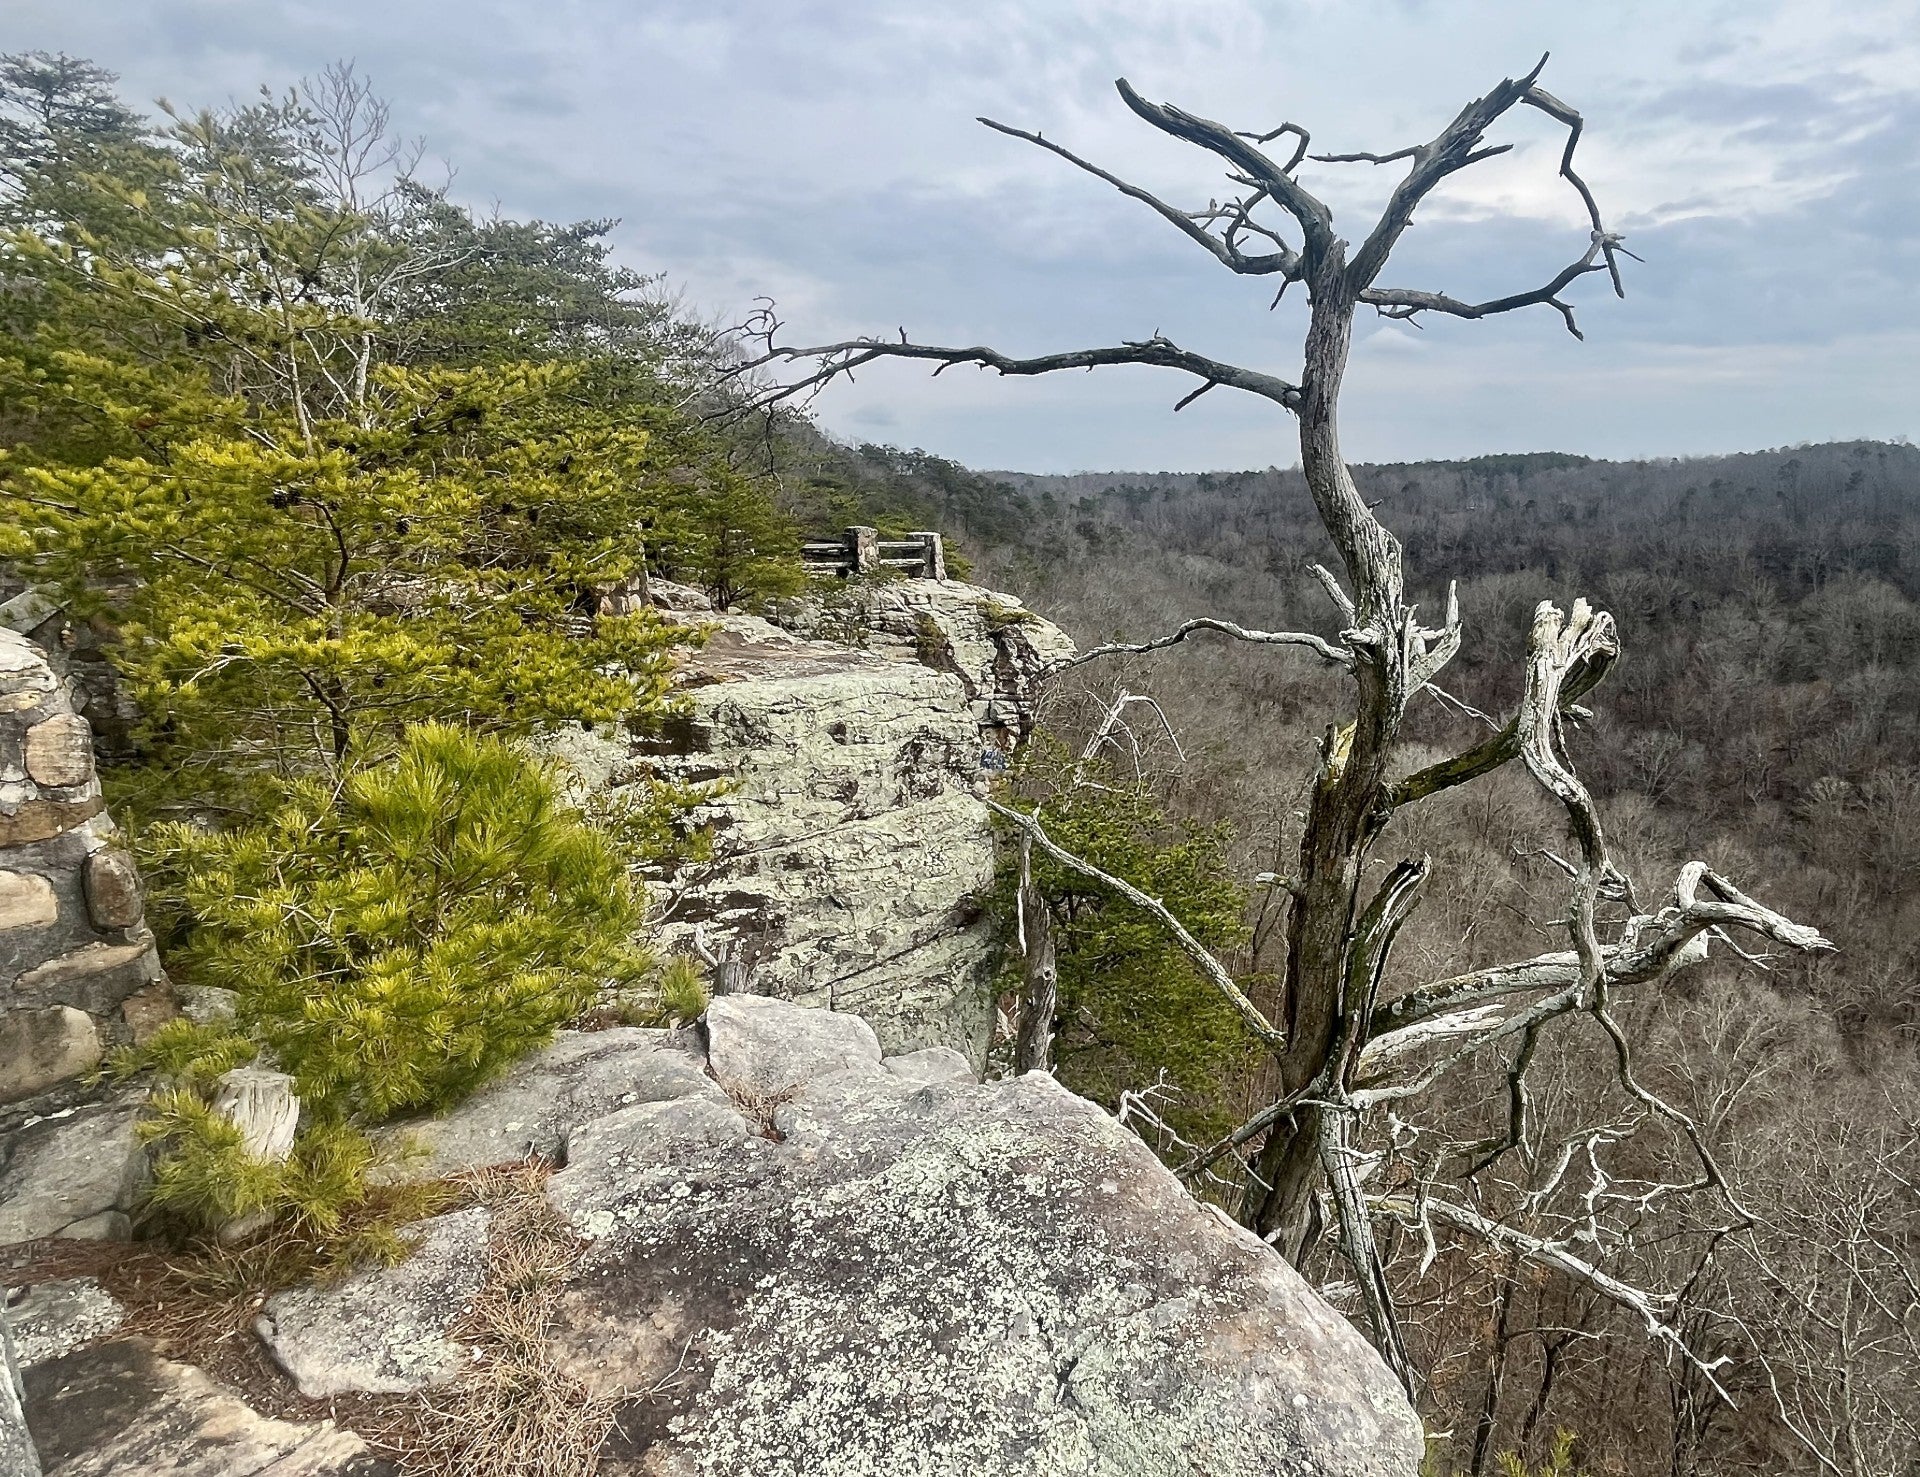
12,0,1920,472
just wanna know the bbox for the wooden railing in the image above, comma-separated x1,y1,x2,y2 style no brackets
799,526,947,580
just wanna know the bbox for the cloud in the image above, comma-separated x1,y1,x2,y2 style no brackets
9,0,1916,470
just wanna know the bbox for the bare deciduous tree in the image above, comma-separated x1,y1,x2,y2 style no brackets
726,56,1833,1395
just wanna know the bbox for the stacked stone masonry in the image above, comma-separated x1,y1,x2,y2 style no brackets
0,630,164,1109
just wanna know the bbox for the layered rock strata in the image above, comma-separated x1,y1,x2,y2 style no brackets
549,581,1072,1067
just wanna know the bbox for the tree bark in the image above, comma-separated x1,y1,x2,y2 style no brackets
1012,867,1058,1074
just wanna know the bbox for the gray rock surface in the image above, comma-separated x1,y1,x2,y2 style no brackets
882,1044,977,1085
7,1279,125,1369
385,1027,722,1177
546,610,1004,1065
0,1094,149,1245
0,1008,102,1105
255,1207,489,1398
705,993,880,1094
24,1339,390,1476
272,996,1421,1477
2,1297,38,1477
767,577,1076,751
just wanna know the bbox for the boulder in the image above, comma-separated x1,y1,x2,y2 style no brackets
384,1027,723,1178
0,1007,102,1104
24,1339,391,1476
271,997,1422,1476
255,1207,489,1398
0,1093,149,1245
705,994,880,1094
179,986,238,1026
7,1279,126,1369
882,1044,977,1085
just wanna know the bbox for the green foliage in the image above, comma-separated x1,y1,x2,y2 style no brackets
154,723,650,1120
136,1089,451,1274
654,954,711,1025
0,55,802,810
577,773,719,876
1495,1431,1589,1477
998,735,1255,1142
104,1018,258,1087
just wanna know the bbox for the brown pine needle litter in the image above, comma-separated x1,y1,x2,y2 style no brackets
371,1159,629,1477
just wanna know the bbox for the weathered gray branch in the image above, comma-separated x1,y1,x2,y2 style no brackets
1112,78,1336,268
728,321,1301,416
1359,862,1835,1086
1387,596,1618,809
976,116,1300,279
984,796,1283,1048
1338,53,1635,336
1058,616,1352,672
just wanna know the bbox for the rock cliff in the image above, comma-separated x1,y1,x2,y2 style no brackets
235,996,1421,1475
1,586,1430,1476
547,577,1073,1068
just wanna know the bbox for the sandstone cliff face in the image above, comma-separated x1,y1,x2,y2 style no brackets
548,578,1074,1068
0,631,163,1111
766,576,1076,752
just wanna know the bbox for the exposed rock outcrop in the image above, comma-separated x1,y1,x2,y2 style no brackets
547,598,1045,1068
24,1340,390,1476
249,998,1423,1476
1,630,166,1110
767,576,1076,752
0,1092,150,1245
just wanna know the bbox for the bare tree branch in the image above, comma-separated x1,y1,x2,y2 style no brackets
984,796,1284,1048
1058,615,1352,672
1387,598,1618,809
1335,53,1636,336
724,311,1301,417
1366,862,1834,1048
976,116,1300,279
1112,78,1336,267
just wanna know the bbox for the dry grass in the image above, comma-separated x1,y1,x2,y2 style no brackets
374,1161,626,1477
12,1160,654,1475
723,1080,800,1140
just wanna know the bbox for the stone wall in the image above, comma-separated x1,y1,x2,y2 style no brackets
0,630,163,1107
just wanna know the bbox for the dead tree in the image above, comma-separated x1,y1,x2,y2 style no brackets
727,58,1832,1390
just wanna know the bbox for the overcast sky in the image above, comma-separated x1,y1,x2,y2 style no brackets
13,0,1920,471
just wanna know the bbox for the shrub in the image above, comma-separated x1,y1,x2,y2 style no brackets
153,722,651,1121
654,953,711,1025
995,735,1255,1144
135,1090,454,1276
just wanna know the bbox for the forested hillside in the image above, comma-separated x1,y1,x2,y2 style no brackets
962,440,1920,1474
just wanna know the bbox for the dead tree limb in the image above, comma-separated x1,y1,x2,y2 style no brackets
984,796,1284,1050
1058,616,1352,672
